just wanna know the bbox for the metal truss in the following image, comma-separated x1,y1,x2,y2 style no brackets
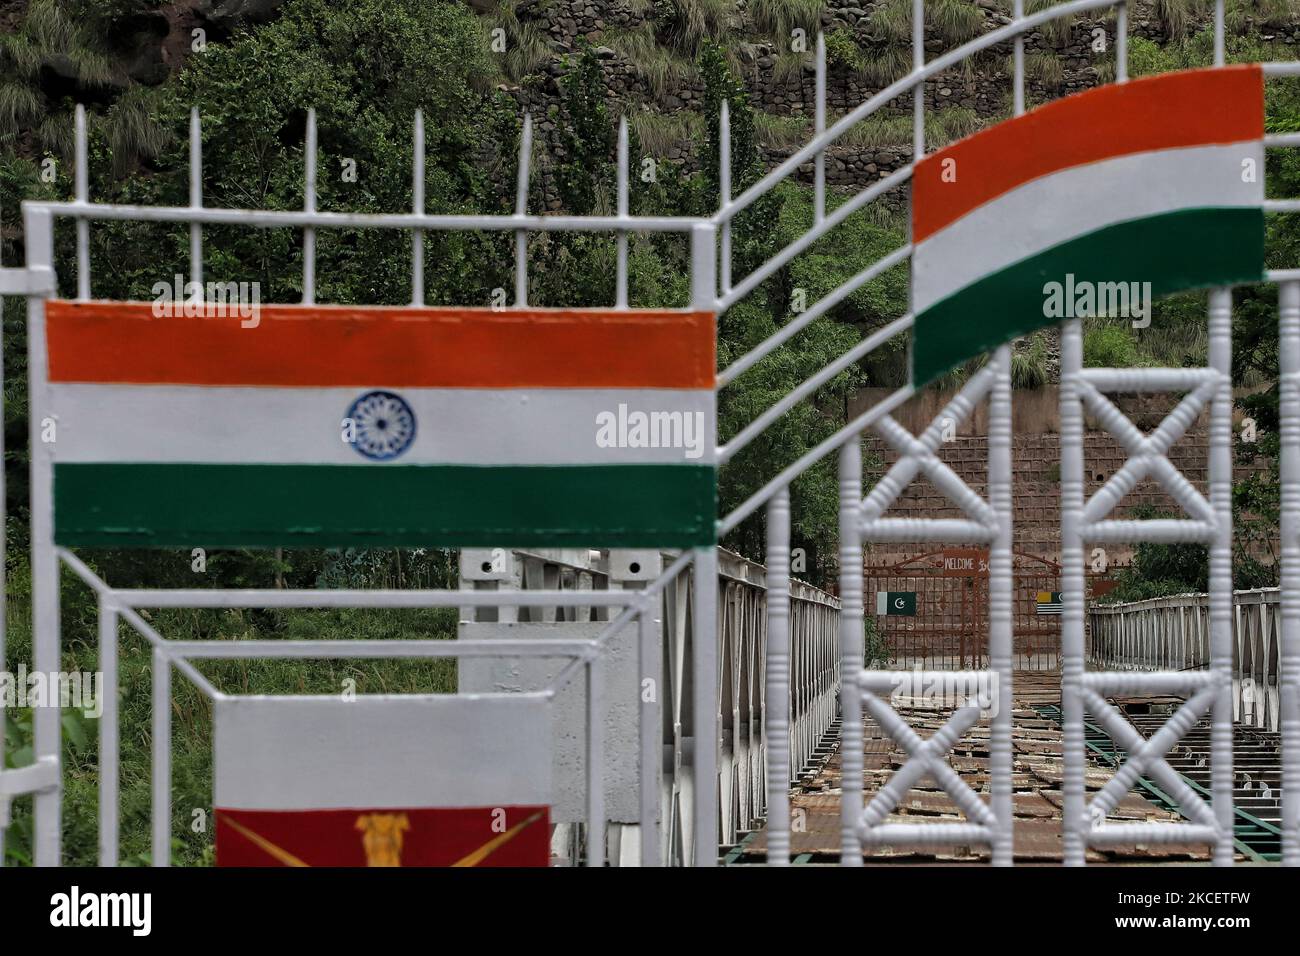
1059,295,1237,865
838,355,1016,865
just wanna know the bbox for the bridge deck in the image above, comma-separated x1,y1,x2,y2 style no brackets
736,672,1221,864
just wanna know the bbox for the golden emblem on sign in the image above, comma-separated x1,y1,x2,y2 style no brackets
355,813,411,867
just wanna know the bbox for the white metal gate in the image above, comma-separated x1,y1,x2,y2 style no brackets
2,0,1299,868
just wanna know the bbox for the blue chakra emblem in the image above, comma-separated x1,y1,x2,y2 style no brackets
346,390,417,461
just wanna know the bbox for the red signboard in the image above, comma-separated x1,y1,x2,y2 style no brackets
941,548,989,577
216,805,550,867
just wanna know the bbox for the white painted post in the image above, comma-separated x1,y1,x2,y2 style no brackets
616,115,629,309
838,440,864,865
303,108,317,305
515,113,533,307
1280,279,1300,866
690,217,718,865
988,344,1014,865
1012,1,1025,115
1060,317,1087,866
912,0,925,160
765,487,792,865
814,33,826,225
99,602,120,866
586,652,605,867
1214,0,1225,68
189,108,203,290
1208,286,1235,866
638,604,662,865
691,222,716,313
719,101,731,295
152,647,171,866
692,546,719,866
25,205,60,866
411,109,425,306
75,105,89,301
1116,2,1129,82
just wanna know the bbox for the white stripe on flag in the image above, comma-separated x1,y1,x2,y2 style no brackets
913,143,1263,312
52,384,715,465
214,695,552,810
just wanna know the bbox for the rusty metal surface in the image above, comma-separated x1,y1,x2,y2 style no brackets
739,672,1213,863
864,551,1064,672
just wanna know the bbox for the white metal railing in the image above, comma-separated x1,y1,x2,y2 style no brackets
56,547,632,868
457,545,839,865
2,0,1299,870
1088,589,1284,733
714,0,1298,871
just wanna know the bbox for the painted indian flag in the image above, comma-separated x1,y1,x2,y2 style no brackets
911,66,1266,384
214,695,552,866
44,301,716,548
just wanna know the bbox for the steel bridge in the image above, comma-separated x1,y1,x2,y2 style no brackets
1,0,1299,868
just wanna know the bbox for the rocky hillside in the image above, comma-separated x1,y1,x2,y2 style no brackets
4,1,1298,210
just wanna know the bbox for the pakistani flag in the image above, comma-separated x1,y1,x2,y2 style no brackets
876,591,917,616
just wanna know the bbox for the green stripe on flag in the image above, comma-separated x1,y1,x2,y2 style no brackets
54,463,716,548
912,207,1264,385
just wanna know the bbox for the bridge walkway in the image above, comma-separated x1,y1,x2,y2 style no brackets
733,672,1283,864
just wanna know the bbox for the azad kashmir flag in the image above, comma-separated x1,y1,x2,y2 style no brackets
1036,591,1064,616
910,66,1265,384
213,695,553,867
41,302,716,549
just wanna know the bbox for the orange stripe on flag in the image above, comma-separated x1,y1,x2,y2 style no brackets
913,66,1264,243
46,301,716,389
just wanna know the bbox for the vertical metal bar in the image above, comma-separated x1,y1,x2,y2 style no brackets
25,205,60,866
690,222,717,312
814,33,826,225
988,344,1014,865
189,108,202,290
638,605,662,865
838,440,864,865
1116,2,1129,83
616,115,629,309
1214,0,1225,67
1208,286,1235,866
515,113,533,307
586,653,605,867
719,101,731,295
99,602,119,866
1013,0,1025,115
75,104,90,301
0,197,5,867
302,107,317,306
692,546,719,866
152,647,171,867
912,0,925,160
1060,317,1087,865
765,488,792,866
411,109,425,307
1280,279,1300,866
